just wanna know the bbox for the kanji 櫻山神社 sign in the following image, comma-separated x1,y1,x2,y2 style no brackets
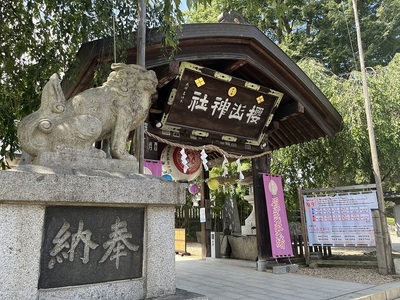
158,62,283,147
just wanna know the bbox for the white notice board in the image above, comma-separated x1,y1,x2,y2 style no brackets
303,192,378,246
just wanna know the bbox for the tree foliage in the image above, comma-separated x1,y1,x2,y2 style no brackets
185,0,400,220
271,55,400,218
186,0,400,75
209,160,252,226
0,0,184,168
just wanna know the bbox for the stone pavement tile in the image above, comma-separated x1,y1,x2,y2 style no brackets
154,289,208,300
385,282,400,300
176,259,388,300
245,293,287,300
217,291,247,299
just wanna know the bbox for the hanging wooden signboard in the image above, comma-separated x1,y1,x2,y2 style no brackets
156,62,283,149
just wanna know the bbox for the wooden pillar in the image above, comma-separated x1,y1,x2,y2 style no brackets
252,156,272,270
298,187,310,265
372,209,390,275
201,170,211,258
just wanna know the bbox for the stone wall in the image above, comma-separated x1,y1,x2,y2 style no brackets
0,165,185,300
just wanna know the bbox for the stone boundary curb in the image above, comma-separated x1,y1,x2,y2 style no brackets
355,282,400,300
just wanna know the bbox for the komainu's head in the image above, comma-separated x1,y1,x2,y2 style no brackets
104,63,158,97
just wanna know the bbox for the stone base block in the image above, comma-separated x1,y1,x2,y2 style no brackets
272,264,299,274
228,235,257,261
34,151,138,173
394,258,400,275
0,167,185,300
257,260,267,272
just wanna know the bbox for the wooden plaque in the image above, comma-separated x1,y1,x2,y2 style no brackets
159,62,283,146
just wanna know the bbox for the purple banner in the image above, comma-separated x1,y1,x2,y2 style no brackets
263,174,293,258
144,160,162,176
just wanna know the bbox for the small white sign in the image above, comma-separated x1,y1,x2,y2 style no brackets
200,207,206,223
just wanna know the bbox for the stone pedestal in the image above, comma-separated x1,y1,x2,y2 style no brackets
0,165,185,300
272,264,299,274
223,197,241,234
227,235,258,261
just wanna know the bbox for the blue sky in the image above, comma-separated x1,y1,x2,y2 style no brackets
179,0,188,11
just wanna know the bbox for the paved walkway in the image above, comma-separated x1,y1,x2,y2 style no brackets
175,258,400,300
174,233,400,300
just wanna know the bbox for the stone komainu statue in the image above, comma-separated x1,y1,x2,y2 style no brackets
17,63,158,161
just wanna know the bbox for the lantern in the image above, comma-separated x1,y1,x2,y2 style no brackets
207,179,220,190
188,184,199,195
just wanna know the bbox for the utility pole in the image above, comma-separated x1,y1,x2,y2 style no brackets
136,0,146,174
351,0,393,274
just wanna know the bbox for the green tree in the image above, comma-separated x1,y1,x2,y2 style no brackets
209,160,252,227
271,54,400,216
186,0,400,219
186,0,400,74
0,0,184,168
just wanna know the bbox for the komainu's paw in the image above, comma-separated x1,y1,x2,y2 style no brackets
111,150,137,161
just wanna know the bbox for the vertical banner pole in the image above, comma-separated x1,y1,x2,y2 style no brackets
136,0,146,174
298,187,310,265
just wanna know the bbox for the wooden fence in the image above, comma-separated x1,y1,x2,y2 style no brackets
175,206,224,235
174,207,335,260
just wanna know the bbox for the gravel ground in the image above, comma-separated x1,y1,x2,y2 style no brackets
296,266,400,285
296,233,400,285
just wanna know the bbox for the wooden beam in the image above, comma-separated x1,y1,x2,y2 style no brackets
156,61,180,88
267,137,280,150
274,102,304,121
222,60,247,74
311,260,378,267
279,119,304,143
270,129,291,146
266,120,279,133
206,156,237,169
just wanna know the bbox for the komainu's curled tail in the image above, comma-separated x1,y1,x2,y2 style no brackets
17,74,68,157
